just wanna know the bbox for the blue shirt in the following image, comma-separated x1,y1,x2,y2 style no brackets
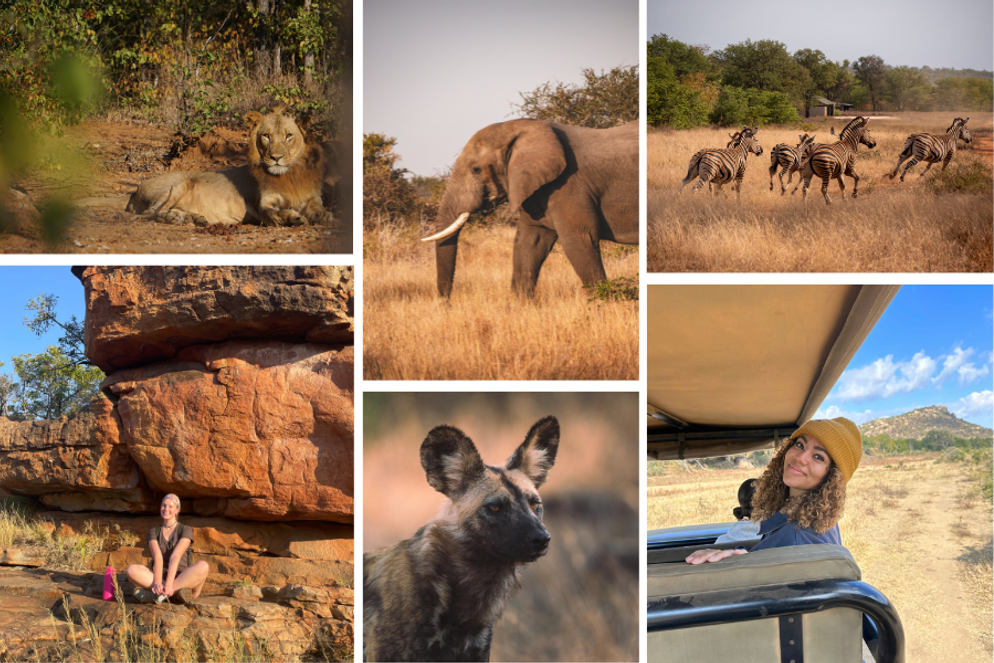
748,511,840,552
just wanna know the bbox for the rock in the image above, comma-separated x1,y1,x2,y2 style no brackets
0,398,141,500
79,266,354,373
0,547,47,567
0,568,355,662
104,341,354,522
34,512,353,562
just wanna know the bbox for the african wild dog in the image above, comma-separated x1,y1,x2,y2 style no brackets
363,416,560,662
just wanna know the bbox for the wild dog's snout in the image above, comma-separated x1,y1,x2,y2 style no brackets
530,526,551,554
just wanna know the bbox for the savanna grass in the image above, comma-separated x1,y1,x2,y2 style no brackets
648,112,993,272
364,224,639,380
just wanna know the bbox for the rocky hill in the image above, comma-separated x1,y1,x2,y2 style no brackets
859,406,992,440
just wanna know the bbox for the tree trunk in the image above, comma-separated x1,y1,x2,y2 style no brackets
252,0,272,79
303,0,314,85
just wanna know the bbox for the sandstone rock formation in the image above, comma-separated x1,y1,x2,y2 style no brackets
0,266,355,661
78,266,354,373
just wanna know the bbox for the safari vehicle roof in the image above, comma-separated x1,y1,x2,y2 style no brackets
647,285,899,460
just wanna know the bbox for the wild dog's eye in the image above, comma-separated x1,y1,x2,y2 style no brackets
472,166,482,175
529,502,540,511
489,505,500,512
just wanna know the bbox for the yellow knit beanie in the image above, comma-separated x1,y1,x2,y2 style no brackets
789,417,863,484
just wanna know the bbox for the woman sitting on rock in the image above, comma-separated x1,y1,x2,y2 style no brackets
125,493,210,604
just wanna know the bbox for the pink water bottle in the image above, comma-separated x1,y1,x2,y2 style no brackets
103,566,116,601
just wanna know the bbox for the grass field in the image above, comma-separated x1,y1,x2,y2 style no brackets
363,223,638,380
648,112,993,272
648,452,994,663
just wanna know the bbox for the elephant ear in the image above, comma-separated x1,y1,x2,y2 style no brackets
507,123,567,212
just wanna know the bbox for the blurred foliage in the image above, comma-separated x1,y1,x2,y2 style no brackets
0,0,351,133
648,33,994,128
513,66,638,128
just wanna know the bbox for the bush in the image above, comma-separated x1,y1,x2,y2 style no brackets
647,59,710,128
936,447,968,463
924,161,994,196
514,66,638,128
710,86,798,127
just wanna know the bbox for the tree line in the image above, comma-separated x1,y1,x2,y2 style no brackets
0,295,104,422
649,34,994,128
0,0,351,134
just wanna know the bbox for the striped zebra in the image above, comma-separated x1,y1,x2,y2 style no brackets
797,116,876,205
768,134,816,195
680,127,763,197
888,117,972,182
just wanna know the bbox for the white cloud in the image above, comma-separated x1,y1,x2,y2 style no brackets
934,346,990,386
836,351,937,402
814,405,876,425
952,391,994,420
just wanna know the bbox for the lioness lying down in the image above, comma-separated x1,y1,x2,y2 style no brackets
127,104,331,227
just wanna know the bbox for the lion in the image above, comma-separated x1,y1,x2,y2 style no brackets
124,104,330,227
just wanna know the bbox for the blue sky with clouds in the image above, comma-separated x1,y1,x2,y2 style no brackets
815,285,993,430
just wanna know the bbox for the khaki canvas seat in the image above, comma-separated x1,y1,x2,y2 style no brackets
648,544,863,663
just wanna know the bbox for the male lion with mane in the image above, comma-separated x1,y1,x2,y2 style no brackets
126,104,330,227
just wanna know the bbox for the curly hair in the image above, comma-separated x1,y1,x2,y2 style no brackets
751,439,846,534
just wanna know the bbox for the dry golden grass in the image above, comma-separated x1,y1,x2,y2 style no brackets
648,112,993,272
648,454,993,663
364,394,639,662
363,223,638,380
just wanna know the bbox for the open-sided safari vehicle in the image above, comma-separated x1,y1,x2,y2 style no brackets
646,285,905,663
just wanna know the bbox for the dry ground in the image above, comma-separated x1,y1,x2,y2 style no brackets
648,454,993,663
2,120,349,254
363,223,638,380
648,112,993,272
363,394,639,662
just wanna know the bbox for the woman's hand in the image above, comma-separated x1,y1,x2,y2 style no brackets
152,582,165,595
164,579,175,596
685,548,748,565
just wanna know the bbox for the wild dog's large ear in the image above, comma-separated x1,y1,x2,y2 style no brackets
506,416,560,488
421,426,485,498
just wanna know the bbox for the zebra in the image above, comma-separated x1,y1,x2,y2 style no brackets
768,134,816,195
680,126,763,197
797,116,876,205
888,117,972,182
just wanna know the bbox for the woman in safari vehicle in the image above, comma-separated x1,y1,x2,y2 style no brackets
686,417,862,564
125,494,210,604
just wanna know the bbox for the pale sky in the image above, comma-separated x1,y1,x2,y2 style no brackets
363,0,639,177
648,0,994,73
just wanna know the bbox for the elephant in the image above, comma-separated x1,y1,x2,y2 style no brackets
421,119,638,297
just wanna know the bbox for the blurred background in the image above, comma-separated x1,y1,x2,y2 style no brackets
363,392,639,662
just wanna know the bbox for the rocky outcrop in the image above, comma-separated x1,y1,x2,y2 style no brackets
78,266,354,373
0,398,141,497
0,567,353,663
105,341,354,522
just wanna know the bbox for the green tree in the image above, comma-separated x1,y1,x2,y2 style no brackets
853,55,887,111
647,34,714,80
647,58,711,128
715,39,810,103
513,66,638,128
922,429,955,451
9,347,104,420
23,294,89,368
793,49,847,114
709,86,797,126
886,66,930,111
362,133,417,224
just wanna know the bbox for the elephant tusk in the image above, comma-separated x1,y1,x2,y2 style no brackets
421,212,471,242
